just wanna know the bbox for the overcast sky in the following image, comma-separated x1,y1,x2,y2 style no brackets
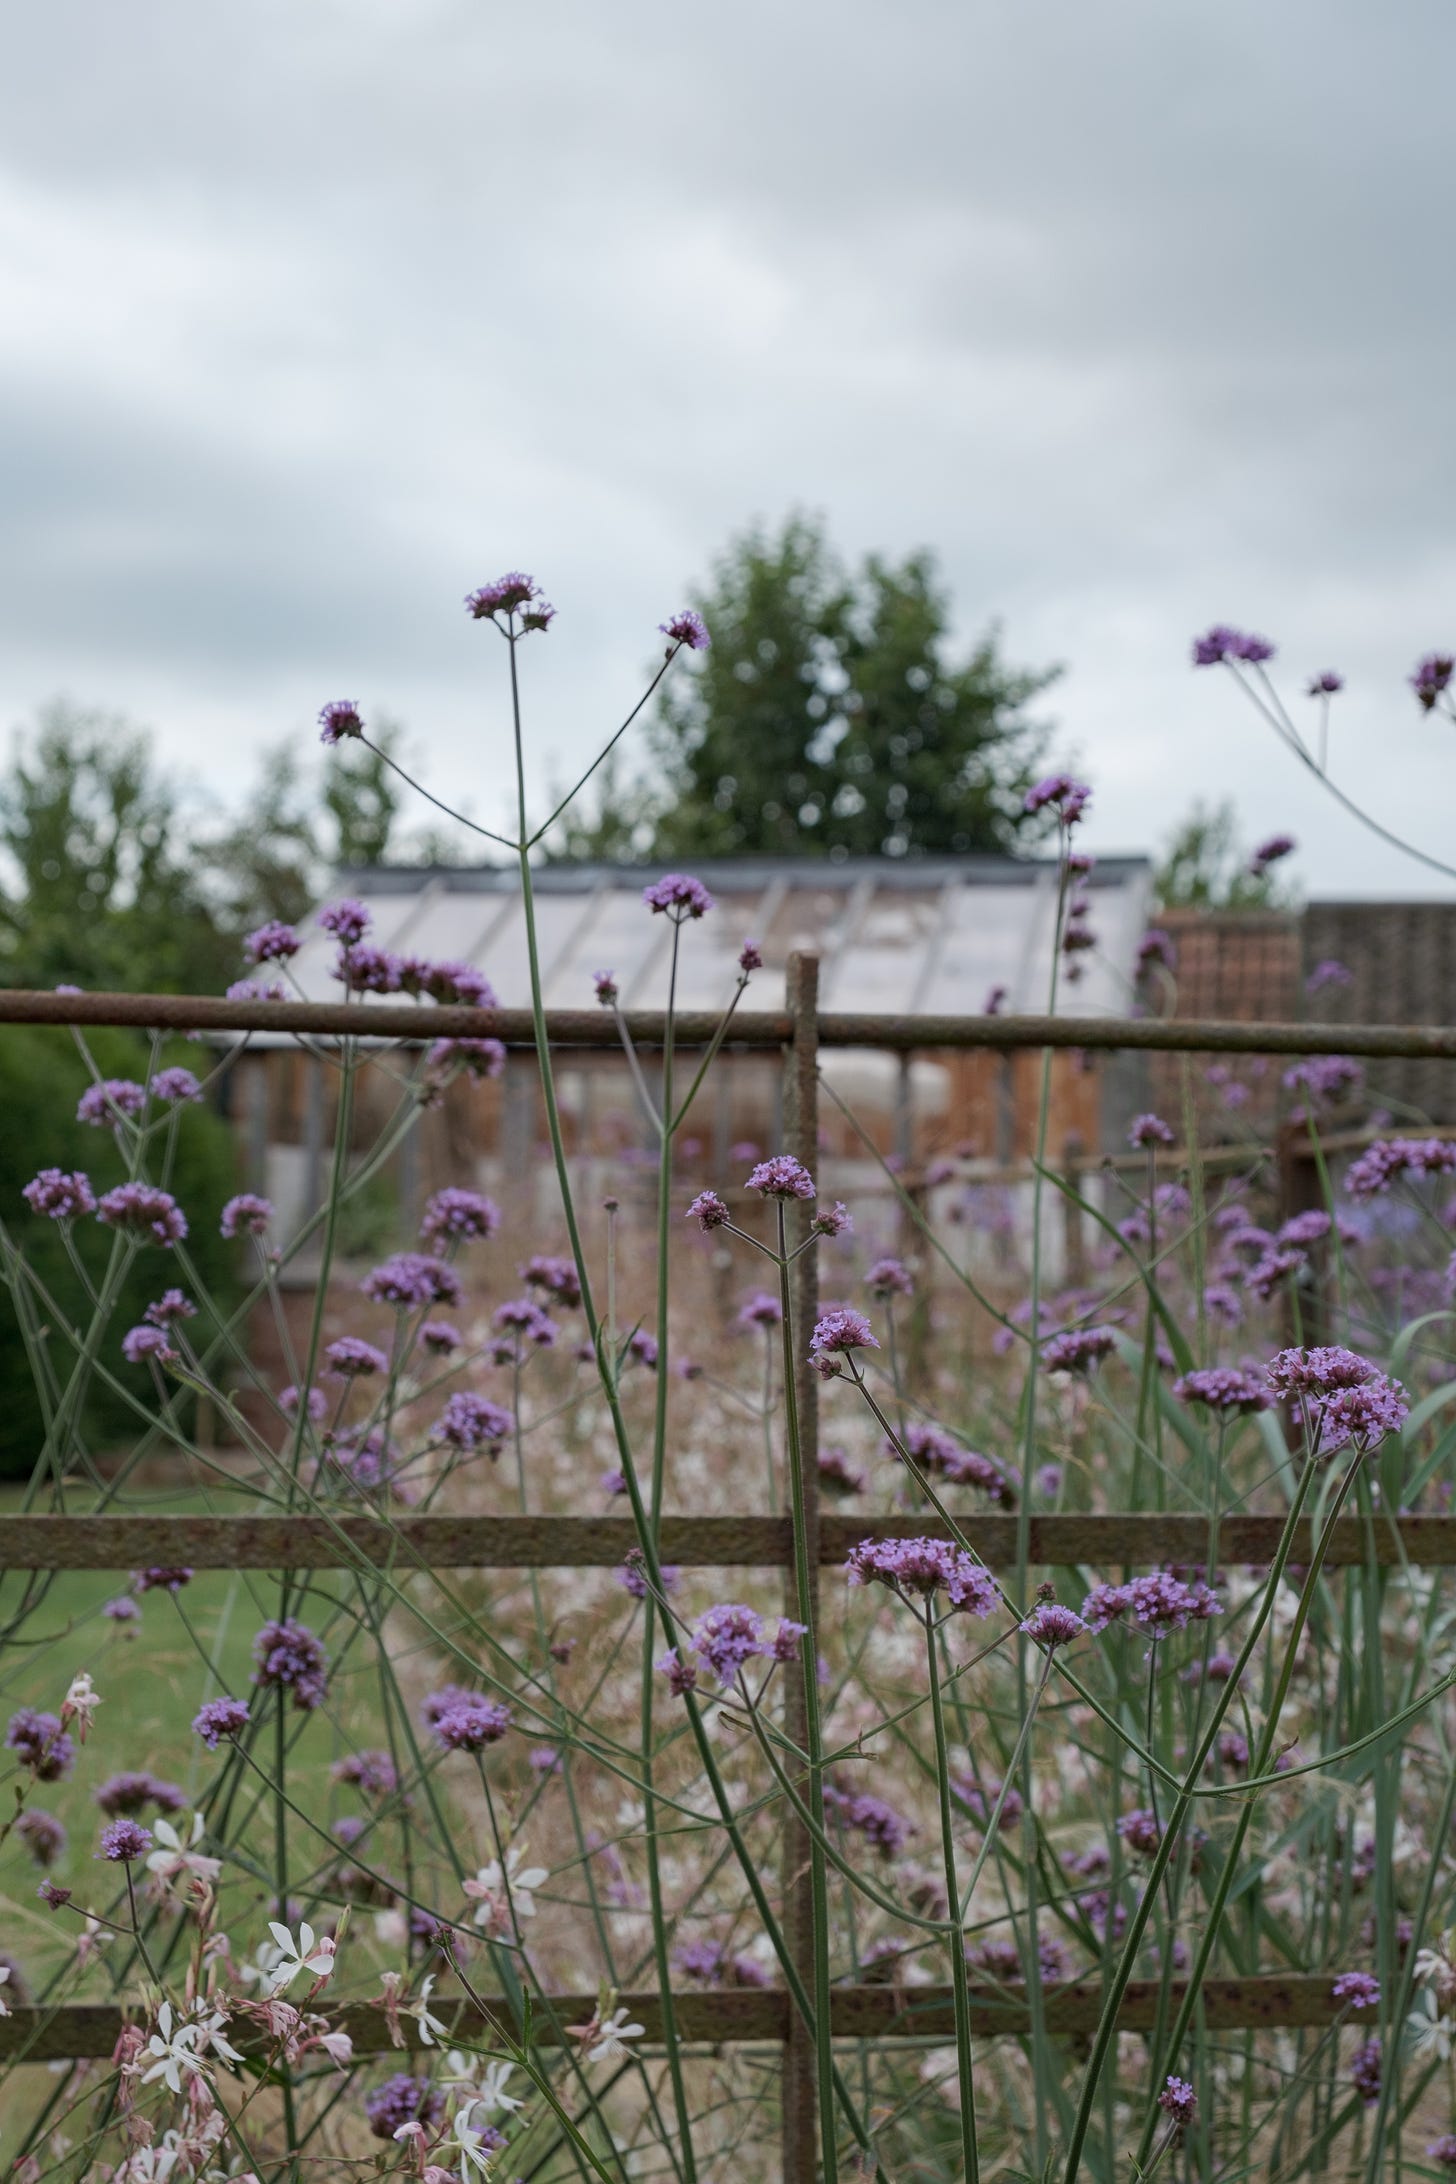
3,0,1453,894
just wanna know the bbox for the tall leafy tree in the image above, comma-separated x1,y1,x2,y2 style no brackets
639,515,1059,861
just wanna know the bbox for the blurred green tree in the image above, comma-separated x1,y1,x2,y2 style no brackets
605,515,1060,861
1155,800,1298,910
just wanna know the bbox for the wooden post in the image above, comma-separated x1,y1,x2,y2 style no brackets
782,953,821,2184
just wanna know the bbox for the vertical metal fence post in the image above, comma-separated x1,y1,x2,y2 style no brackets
782,952,821,2184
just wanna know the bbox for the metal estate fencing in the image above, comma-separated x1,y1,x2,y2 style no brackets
0,965,1451,2180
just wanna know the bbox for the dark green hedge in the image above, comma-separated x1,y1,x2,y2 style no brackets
0,1027,243,1481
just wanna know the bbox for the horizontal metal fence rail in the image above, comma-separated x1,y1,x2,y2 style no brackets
3,985,1456,1058
0,1975,1344,2062
5,1511,1454,1571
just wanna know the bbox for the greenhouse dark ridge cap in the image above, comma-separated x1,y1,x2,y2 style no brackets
329,851,1155,893
1,987,1456,1058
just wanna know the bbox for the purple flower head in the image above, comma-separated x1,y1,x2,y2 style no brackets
365,2074,445,2140
37,1879,72,1910
1137,928,1177,976
363,1252,464,1310
427,1035,506,1080
149,1067,202,1104
23,1168,96,1221
1080,1582,1132,1632
432,1695,513,1752
251,1618,329,1711
1411,653,1455,710
738,937,762,973
773,1618,807,1661
1173,1367,1271,1414
1158,2076,1197,2130
193,1694,247,1749
1247,1247,1307,1301
983,983,1007,1015
415,959,499,1008
121,1324,173,1366
629,1329,658,1369
317,897,371,945
811,1200,853,1238
77,1079,147,1127
95,1771,185,1818
642,872,715,921
332,1748,399,1798
420,1187,500,1247
325,1336,389,1379
845,1535,998,1615
737,1289,782,1330
656,1648,699,1696
521,1254,583,1307
318,699,364,745
493,1296,557,1346
1346,1135,1456,1199
132,1565,193,1593
825,1786,913,1856
220,1193,272,1240
1192,624,1275,667
1021,1601,1086,1649
94,1179,187,1249
661,609,710,651
593,969,619,1007
1267,1345,1409,1454
686,1189,730,1231
226,976,285,1002
15,1809,66,1866
437,1392,513,1454
245,919,301,964
333,943,401,994
690,1603,768,1684
103,1595,141,1623
1298,963,1352,1010
98,1818,153,1862
5,1712,74,1782
1124,1570,1221,1636
1042,1326,1117,1375
746,1154,815,1201
866,1257,914,1298
1023,772,1091,826
278,1384,327,1423
1250,833,1296,875
1128,1113,1175,1150
136,1299,193,1357
1350,2037,1382,2105
615,1557,679,1600
1333,1970,1380,2009
466,572,546,622
1306,670,1344,697
895,1423,1015,1507
1117,1807,1163,1856
420,1319,461,1354
809,1308,879,1377
818,1446,867,1495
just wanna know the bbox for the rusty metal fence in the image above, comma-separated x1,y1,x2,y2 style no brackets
0,968,1450,2177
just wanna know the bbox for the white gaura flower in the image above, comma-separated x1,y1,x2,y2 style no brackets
1408,1989,1454,2062
568,2004,645,2065
139,2002,206,2095
449,2098,509,2177
464,1845,548,1930
474,2058,523,2114
61,1671,102,1741
264,1920,336,1996
413,1972,450,2047
145,1815,221,1888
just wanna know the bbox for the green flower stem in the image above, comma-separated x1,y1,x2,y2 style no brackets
925,1605,981,2184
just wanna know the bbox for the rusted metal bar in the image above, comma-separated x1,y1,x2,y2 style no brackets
782,952,821,2184
0,1975,1346,2062
5,985,1456,1059
4,1510,1453,1571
